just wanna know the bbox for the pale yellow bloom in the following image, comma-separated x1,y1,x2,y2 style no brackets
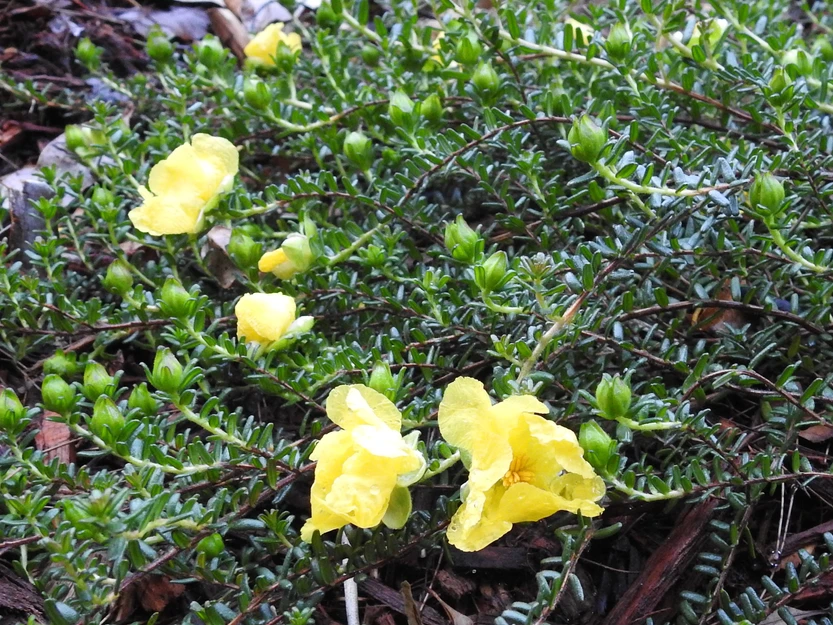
301,385,426,541
565,18,595,45
129,134,238,236
244,23,302,67
258,233,313,279
235,293,296,344
439,377,605,552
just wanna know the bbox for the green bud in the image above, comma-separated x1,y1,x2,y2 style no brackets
813,37,833,62
768,68,792,106
44,350,79,378
274,43,298,72
472,62,500,94
83,362,114,401
316,2,341,28
196,36,226,68
444,215,481,263
368,361,398,399
228,230,262,269
92,186,114,207
748,172,785,217
595,374,632,421
568,115,606,163
146,27,174,63
782,49,813,76
90,396,124,440
42,375,76,415
128,383,157,415
362,244,386,268
281,233,315,274
64,125,87,152
343,131,374,171
455,34,483,66
196,533,225,558
606,22,632,61
160,278,193,319
361,45,381,66
150,348,185,395
420,93,443,124
0,389,25,430
579,420,615,474
243,78,271,110
75,37,101,70
389,91,416,129
479,251,508,292
103,259,134,295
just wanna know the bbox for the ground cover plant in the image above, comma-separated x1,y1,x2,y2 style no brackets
2,0,833,623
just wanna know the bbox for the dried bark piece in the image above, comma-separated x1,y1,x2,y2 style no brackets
113,575,186,622
34,411,76,465
0,562,46,624
435,569,476,601
359,578,445,625
208,7,250,61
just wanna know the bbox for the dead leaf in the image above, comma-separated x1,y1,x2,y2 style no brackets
113,576,185,622
34,412,76,465
400,582,423,625
426,588,473,625
113,7,211,40
691,279,748,333
224,0,292,33
202,225,237,289
799,423,833,443
208,7,250,61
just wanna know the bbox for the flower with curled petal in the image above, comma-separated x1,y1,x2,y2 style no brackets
129,134,238,236
301,385,426,541
244,23,302,67
439,377,605,552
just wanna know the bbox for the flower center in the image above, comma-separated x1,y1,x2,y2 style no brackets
502,455,535,488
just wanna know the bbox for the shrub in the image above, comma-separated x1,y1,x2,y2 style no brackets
2,0,833,623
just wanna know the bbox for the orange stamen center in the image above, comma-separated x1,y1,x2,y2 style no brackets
502,455,535,488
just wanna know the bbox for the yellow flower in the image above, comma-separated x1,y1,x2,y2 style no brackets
235,293,297,344
439,377,605,552
244,23,302,67
565,17,595,45
129,134,238,236
258,233,313,280
301,385,426,541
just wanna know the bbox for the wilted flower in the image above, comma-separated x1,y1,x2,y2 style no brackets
258,233,314,279
235,293,298,345
301,385,426,541
129,134,239,236
244,23,302,68
439,377,604,552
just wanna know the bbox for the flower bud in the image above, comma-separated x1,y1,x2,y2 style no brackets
128,383,157,415
243,78,271,110
748,172,785,217
103,259,134,295
150,348,184,395
606,22,632,61
361,45,381,66
579,420,615,474
90,396,124,440
478,251,508,292
420,93,443,124
146,27,174,63
343,131,374,171
782,49,813,76
83,362,114,401
472,62,500,94
316,2,341,28
768,68,792,106
64,125,87,152
228,230,262,270
44,350,79,378
689,18,728,49
389,91,416,130
444,215,481,263
368,361,397,399
42,375,76,415
196,36,226,68
813,37,833,62
0,389,25,430
595,374,632,421
568,115,606,163
455,34,482,66
92,186,114,207
196,533,225,558
160,278,193,319
75,37,101,70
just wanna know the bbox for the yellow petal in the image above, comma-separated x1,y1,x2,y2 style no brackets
258,248,290,273
524,414,599,479
493,482,566,524
235,293,296,344
446,486,511,552
190,133,239,192
284,32,302,54
244,23,300,65
128,193,205,236
550,473,606,516
326,385,402,431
